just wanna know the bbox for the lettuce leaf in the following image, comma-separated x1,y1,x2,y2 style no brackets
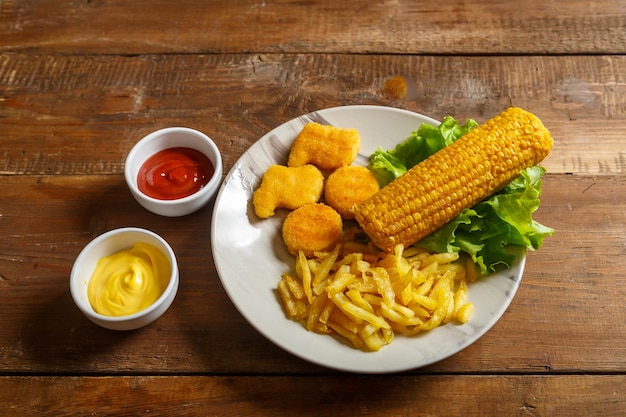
370,116,478,186
368,116,553,276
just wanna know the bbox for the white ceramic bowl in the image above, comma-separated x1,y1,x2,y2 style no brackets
125,127,223,217
70,227,179,331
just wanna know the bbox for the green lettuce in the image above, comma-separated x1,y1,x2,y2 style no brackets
370,116,478,186
368,116,553,276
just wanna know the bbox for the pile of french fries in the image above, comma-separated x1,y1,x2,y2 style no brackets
277,237,477,351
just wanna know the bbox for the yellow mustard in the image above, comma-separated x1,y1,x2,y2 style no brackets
87,242,171,317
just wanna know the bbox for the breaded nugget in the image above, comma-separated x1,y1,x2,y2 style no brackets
282,203,343,257
253,164,324,219
324,165,380,220
287,123,360,170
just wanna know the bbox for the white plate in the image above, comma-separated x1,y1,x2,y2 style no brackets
211,105,525,373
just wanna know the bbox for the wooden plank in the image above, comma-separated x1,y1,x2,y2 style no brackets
1,0,625,55
1,53,625,176
463,174,626,372
0,174,624,374
1,375,625,416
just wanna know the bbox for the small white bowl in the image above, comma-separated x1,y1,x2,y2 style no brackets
70,227,179,331
125,127,223,217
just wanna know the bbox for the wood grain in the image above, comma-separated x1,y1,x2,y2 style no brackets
1,375,625,416
0,174,624,374
2,53,625,176
1,0,625,412
1,0,625,55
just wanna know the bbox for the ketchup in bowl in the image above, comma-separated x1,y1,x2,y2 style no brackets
137,147,214,200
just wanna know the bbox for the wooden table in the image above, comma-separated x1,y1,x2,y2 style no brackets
1,1,625,415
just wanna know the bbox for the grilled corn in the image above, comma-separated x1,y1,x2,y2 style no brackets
354,107,553,252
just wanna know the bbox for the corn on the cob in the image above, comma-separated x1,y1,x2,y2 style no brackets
354,107,553,252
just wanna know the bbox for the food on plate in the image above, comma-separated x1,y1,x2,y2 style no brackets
277,241,474,351
253,107,553,351
282,203,343,257
253,164,324,218
287,122,360,170
355,107,553,253
323,165,380,219
367,109,554,275
87,242,172,317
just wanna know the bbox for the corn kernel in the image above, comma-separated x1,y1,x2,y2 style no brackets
355,107,553,252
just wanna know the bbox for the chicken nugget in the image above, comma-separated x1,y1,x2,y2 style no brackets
282,203,343,257
253,164,324,219
324,165,380,220
288,123,360,170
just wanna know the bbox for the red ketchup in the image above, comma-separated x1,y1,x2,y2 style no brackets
137,147,214,200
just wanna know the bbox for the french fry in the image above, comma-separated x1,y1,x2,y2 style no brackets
282,273,305,300
410,303,432,320
415,276,435,297
331,292,391,330
360,327,386,351
329,309,360,334
465,255,479,282
345,288,375,313
298,251,313,303
400,282,413,305
277,279,297,317
328,320,364,349
380,303,421,327
411,292,439,311
326,265,356,296
277,277,307,319
390,301,417,319
312,322,332,334
306,290,329,331
362,293,383,307
371,267,395,307
318,296,335,325
381,328,395,344
278,242,475,351
454,279,469,312
313,277,330,296
313,245,339,287
422,251,459,267
455,302,474,324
